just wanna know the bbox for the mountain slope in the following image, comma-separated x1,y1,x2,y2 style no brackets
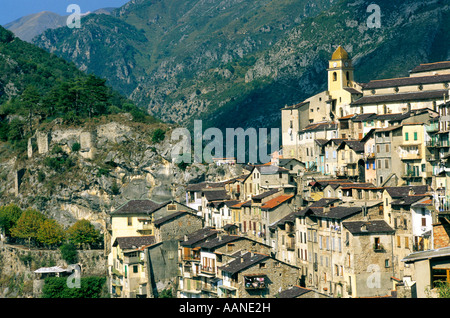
3,11,67,42
33,0,450,132
3,8,116,43
33,0,335,121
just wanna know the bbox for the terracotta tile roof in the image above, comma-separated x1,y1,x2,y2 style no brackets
261,194,294,210
230,200,250,208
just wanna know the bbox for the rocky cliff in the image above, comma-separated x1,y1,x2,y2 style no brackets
0,114,242,233
33,0,450,133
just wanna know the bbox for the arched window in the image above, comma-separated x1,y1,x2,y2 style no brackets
346,71,350,81
333,72,337,81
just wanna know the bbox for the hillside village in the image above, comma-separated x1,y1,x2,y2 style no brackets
4,45,450,299
99,46,450,299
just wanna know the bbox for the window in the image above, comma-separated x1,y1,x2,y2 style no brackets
385,159,389,169
333,72,337,81
385,259,390,268
127,217,132,226
432,268,450,288
414,132,418,141
133,265,138,273
167,204,177,211
374,237,381,250
404,237,409,249
405,132,409,141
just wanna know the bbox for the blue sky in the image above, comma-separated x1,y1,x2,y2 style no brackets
0,0,130,25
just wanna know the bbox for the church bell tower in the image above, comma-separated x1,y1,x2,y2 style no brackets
328,46,354,92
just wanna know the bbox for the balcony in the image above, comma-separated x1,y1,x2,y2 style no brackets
137,220,152,232
426,140,450,148
124,255,141,264
402,172,421,179
373,243,386,253
426,123,439,133
201,266,216,275
335,168,348,177
399,147,421,160
244,275,266,290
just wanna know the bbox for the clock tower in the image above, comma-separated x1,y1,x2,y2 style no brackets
328,46,354,92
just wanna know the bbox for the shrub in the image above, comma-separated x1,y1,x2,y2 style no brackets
151,128,165,144
37,171,46,182
71,142,81,152
41,276,107,298
111,181,120,195
59,243,78,264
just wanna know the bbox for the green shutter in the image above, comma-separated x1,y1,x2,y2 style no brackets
405,132,409,141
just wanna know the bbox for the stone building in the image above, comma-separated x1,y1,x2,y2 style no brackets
218,251,301,298
341,219,395,298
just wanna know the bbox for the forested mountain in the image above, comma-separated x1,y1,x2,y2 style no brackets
3,8,116,42
0,26,156,157
32,0,450,132
33,0,335,128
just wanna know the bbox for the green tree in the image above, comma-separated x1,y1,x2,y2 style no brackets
59,243,78,264
0,204,23,236
20,85,41,134
67,219,100,246
37,219,66,246
10,208,47,246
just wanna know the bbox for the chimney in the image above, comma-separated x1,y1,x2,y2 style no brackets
409,187,415,196
184,235,188,241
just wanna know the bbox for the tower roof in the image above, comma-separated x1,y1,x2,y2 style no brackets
331,46,349,60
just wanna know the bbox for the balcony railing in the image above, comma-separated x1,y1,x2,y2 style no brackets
426,140,450,148
399,148,421,160
201,266,216,275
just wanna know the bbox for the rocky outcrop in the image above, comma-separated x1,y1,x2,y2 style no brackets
0,115,243,234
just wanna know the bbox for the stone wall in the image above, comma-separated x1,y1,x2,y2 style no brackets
0,241,107,298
